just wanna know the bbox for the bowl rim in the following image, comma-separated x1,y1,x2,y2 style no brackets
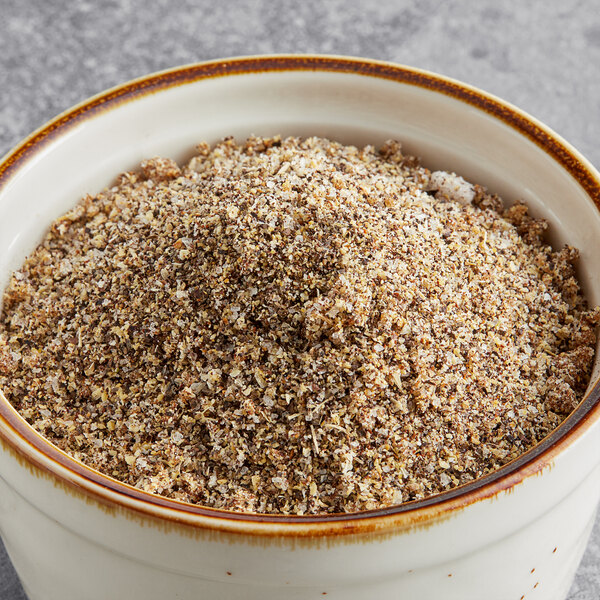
0,54,599,537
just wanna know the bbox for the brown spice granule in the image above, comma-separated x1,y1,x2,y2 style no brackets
0,136,598,515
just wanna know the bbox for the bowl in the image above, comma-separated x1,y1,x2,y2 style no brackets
0,55,599,600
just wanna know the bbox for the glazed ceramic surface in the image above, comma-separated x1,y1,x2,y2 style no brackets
0,56,599,600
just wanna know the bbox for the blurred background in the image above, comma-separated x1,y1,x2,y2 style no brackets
0,1,598,598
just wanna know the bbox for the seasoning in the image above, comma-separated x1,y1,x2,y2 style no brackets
0,136,597,515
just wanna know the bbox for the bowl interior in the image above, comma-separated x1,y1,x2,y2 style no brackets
1,60,599,442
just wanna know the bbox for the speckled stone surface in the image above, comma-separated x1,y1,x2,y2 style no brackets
0,0,599,598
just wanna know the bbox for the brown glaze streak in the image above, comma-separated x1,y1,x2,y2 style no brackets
0,55,600,538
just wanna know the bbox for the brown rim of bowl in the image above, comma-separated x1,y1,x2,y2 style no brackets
0,55,599,536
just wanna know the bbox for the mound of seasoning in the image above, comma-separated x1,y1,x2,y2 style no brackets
0,136,597,514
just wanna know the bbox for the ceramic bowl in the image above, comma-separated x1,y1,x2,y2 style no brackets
0,56,599,600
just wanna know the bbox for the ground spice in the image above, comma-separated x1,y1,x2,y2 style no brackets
0,136,597,514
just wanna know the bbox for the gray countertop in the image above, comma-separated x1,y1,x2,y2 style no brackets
0,1,599,598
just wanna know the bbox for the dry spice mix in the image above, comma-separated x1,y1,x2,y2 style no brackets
0,136,597,514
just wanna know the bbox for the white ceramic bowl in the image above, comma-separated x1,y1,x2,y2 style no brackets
0,56,599,600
